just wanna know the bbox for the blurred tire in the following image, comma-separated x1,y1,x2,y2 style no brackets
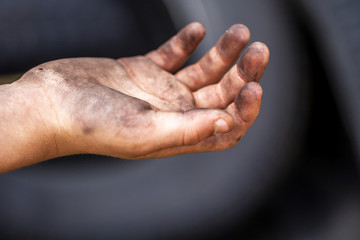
294,0,360,165
0,0,310,239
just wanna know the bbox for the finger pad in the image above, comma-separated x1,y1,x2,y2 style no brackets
218,24,250,61
238,42,270,82
179,22,206,53
235,82,263,122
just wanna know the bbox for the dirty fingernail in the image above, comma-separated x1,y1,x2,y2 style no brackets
214,118,231,134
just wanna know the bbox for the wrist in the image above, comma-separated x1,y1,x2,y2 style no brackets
0,77,66,172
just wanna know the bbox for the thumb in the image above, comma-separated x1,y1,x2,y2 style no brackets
142,109,234,152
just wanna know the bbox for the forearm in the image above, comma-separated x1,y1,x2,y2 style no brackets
0,81,58,173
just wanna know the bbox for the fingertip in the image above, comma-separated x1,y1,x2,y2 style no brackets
237,82,263,104
187,22,206,37
146,22,207,72
179,22,206,52
242,81,263,97
245,42,270,65
228,24,251,42
218,24,250,61
252,41,270,63
235,82,263,122
237,41,270,82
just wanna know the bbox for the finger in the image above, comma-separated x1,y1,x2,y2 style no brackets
139,82,262,158
145,22,205,73
135,108,234,156
194,42,269,108
175,24,250,91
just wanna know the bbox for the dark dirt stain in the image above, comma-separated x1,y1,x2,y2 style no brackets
176,94,195,111
82,126,94,135
218,24,249,60
178,24,204,53
168,82,175,89
238,49,263,83
236,136,243,142
159,42,176,64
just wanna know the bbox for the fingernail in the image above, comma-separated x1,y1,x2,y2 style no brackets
214,119,231,134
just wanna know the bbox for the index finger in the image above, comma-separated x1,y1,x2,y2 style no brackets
145,22,205,73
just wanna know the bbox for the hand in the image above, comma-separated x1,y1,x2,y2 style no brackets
10,22,269,167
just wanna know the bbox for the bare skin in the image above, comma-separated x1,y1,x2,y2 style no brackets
0,22,269,173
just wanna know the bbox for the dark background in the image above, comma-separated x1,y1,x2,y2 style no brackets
0,0,359,239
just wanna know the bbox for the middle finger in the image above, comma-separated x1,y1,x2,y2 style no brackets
175,24,250,91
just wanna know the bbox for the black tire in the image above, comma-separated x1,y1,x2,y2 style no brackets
294,0,360,165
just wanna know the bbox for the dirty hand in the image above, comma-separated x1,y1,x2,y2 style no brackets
4,22,269,171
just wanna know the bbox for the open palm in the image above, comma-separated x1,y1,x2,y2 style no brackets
26,22,269,160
